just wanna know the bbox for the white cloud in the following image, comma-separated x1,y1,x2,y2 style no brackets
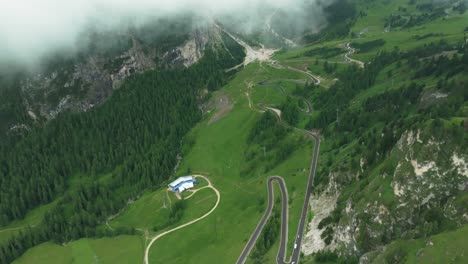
0,0,330,67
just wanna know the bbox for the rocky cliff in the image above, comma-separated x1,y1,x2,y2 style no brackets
1,23,229,134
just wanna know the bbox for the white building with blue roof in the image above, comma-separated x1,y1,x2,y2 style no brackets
168,176,196,193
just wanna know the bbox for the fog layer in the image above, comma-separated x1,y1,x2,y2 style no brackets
0,0,331,67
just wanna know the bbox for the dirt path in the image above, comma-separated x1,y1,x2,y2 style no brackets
216,24,277,69
0,221,39,234
221,22,322,88
301,98,313,114
184,185,211,200
258,103,281,119
143,175,220,264
257,80,313,114
245,92,254,111
269,61,321,85
105,221,114,231
244,81,266,114
0,226,31,233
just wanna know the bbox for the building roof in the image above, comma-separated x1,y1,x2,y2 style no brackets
168,176,193,188
177,181,194,192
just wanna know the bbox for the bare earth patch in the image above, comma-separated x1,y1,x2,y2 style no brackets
207,93,233,125
302,192,339,255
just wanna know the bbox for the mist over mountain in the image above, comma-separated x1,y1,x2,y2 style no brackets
0,0,334,68
1,0,467,263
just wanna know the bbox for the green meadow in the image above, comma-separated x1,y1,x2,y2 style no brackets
13,235,144,264
0,201,58,245
10,1,468,260
148,62,315,263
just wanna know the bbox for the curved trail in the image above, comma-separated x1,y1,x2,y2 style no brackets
286,66,321,85
257,81,312,114
218,22,320,88
270,62,321,85
0,225,32,233
0,222,38,234
301,99,313,114
215,23,276,70
143,175,220,264
343,42,365,68
258,103,282,118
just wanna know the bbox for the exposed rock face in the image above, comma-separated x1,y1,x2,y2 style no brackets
110,38,156,89
163,26,223,67
302,129,467,258
16,25,224,124
302,189,339,255
390,130,467,222
164,30,208,67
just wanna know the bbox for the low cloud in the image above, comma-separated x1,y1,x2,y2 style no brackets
0,0,332,68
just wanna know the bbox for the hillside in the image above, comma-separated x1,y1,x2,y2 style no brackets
0,17,225,135
1,0,467,263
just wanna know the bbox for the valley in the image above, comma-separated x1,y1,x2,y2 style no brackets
1,0,467,264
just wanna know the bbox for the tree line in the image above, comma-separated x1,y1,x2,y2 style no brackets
308,40,467,257
0,38,244,263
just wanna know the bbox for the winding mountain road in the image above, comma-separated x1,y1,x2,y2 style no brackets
235,176,288,264
238,60,321,263
269,62,321,85
217,26,322,263
236,130,320,264
257,81,312,114
343,42,365,68
143,175,220,264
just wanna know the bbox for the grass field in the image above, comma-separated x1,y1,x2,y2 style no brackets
13,235,144,264
10,58,316,264
0,200,58,245
108,188,175,231
108,177,218,235
350,0,468,61
272,0,468,68
146,62,315,263
371,225,468,263
10,2,468,260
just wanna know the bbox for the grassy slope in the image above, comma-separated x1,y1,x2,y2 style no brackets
108,189,174,231
297,1,467,262
13,235,144,264
371,225,468,263
0,172,115,245
12,61,315,263
0,200,58,245
350,0,468,60
148,62,314,263
10,1,468,261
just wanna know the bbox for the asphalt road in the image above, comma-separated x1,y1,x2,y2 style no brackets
284,131,320,264
235,176,288,264
236,131,320,264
